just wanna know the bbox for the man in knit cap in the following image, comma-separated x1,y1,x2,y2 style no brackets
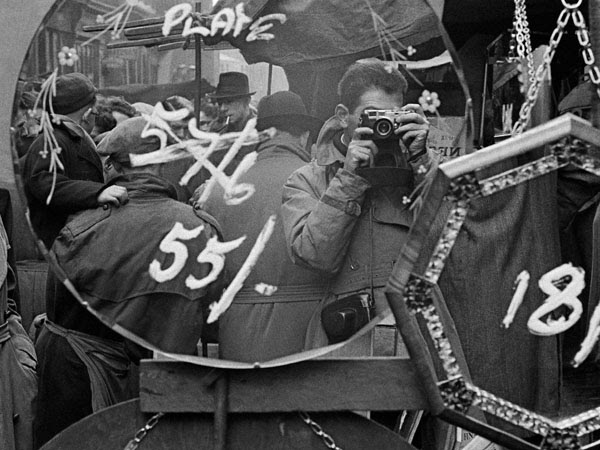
22,72,128,249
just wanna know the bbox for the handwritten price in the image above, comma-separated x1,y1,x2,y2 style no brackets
502,263,600,367
527,263,584,336
149,216,276,323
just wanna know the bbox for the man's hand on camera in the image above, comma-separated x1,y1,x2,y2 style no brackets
343,127,378,174
395,103,429,160
97,185,129,207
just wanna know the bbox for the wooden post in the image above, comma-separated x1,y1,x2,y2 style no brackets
194,1,203,122
591,0,600,128
267,63,273,95
213,374,229,450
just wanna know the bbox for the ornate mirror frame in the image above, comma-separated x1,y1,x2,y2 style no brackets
386,113,600,450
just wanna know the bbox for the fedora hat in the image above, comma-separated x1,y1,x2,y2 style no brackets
208,72,255,100
256,91,322,136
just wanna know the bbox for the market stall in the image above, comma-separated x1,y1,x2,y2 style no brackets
2,1,600,449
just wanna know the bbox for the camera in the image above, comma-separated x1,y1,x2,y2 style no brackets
359,109,408,141
358,109,409,168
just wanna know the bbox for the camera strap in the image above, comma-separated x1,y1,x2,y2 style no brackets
368,205,377,310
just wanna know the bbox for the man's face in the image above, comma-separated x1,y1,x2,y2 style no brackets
345,88,404,138
218,97,250,126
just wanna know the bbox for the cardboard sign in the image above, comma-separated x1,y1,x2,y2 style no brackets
426,116,467,161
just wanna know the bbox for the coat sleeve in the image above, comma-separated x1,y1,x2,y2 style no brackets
281,163,370,274
26,134,105,212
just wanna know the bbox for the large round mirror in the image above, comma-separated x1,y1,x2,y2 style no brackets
12,0,464,365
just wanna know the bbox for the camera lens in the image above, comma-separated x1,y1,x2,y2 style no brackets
374,119,393,138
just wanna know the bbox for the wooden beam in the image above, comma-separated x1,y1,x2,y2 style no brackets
139,358,429,413
124,24,182,37
158,40,234,52
106,35,186,49
82,16,164,33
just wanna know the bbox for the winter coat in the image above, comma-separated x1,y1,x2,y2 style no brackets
0,217,36,450
202,133,329,362
22,116,105,248
52,173,223,354
282,116,430,355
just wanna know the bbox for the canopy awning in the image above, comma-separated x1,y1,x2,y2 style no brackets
210,0,445,68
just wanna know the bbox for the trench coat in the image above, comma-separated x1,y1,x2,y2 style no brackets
201,133,329,362
0,217,37,450
281,116,431,355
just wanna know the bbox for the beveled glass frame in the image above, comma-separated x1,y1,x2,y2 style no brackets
385,113,600,450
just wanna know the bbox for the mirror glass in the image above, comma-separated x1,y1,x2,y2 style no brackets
12,0,467,369
390,107,600,443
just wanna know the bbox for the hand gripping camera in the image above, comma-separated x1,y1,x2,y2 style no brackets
358,109,408,168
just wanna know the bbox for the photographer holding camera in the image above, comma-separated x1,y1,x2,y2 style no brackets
282,59,432,355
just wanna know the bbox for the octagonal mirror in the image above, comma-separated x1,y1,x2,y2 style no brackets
386,112,600,449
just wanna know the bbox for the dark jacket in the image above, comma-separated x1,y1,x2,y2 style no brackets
22,117,105,248
202,134,329,362
52,173,223,354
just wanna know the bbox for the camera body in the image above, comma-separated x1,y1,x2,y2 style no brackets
358,109,408,168
359,109,407,141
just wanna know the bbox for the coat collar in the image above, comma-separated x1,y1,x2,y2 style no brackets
53,115,88,139
256,132,311,163
314,115,346,166
108,173,179,200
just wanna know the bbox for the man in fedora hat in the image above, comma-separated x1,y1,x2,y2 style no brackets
197,91,329,362
208,71,256,134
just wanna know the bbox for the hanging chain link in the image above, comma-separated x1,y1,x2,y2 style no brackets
570,5,600,100
513,0,535,83
123,412,165,450
513,0,600,135
299,412,344,450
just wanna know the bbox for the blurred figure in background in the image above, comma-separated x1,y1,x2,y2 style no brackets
91,96,137,144
199,91,327,362
199,99,218,132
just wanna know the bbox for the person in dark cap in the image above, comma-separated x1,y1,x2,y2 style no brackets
208,71,256,134
34,116,224,447
197,91,329,362
22,72,128,249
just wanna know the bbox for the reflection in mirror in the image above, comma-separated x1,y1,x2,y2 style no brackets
7,0,479,446
14,0,462,361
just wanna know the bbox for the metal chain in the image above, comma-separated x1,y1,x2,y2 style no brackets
512,6,570,135
123,412,165,450
299,412,343,450
569,6,600,101
513,0,535,83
